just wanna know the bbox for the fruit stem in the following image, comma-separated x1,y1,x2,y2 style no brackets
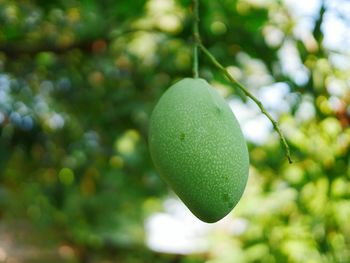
192,0,199,78
198,42,293,164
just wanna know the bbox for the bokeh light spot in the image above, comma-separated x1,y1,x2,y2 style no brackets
58,168,74,185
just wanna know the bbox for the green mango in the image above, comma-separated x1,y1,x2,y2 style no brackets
149,78,249,223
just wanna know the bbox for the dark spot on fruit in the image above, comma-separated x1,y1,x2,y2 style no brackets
215,106,222,114
180,132,186,141
222,193,229,202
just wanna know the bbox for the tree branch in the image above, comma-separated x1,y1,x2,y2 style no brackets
0,28,162,58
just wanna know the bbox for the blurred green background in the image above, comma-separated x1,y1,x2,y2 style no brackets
0,0,349,262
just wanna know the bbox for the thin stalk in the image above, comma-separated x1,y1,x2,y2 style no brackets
192,0,199,78
198,42,293,163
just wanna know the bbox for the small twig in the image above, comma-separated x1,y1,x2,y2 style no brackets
198,42,293,163
192,0,199,78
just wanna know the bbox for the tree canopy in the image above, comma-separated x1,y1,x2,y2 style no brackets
0,0,349,262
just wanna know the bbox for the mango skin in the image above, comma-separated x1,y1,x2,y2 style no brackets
149,78,249,223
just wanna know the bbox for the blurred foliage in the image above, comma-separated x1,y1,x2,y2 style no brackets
0,0,349,262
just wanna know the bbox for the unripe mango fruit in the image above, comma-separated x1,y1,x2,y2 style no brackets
149,78,249,223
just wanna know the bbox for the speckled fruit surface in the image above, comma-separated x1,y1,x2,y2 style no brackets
149,78,249,223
